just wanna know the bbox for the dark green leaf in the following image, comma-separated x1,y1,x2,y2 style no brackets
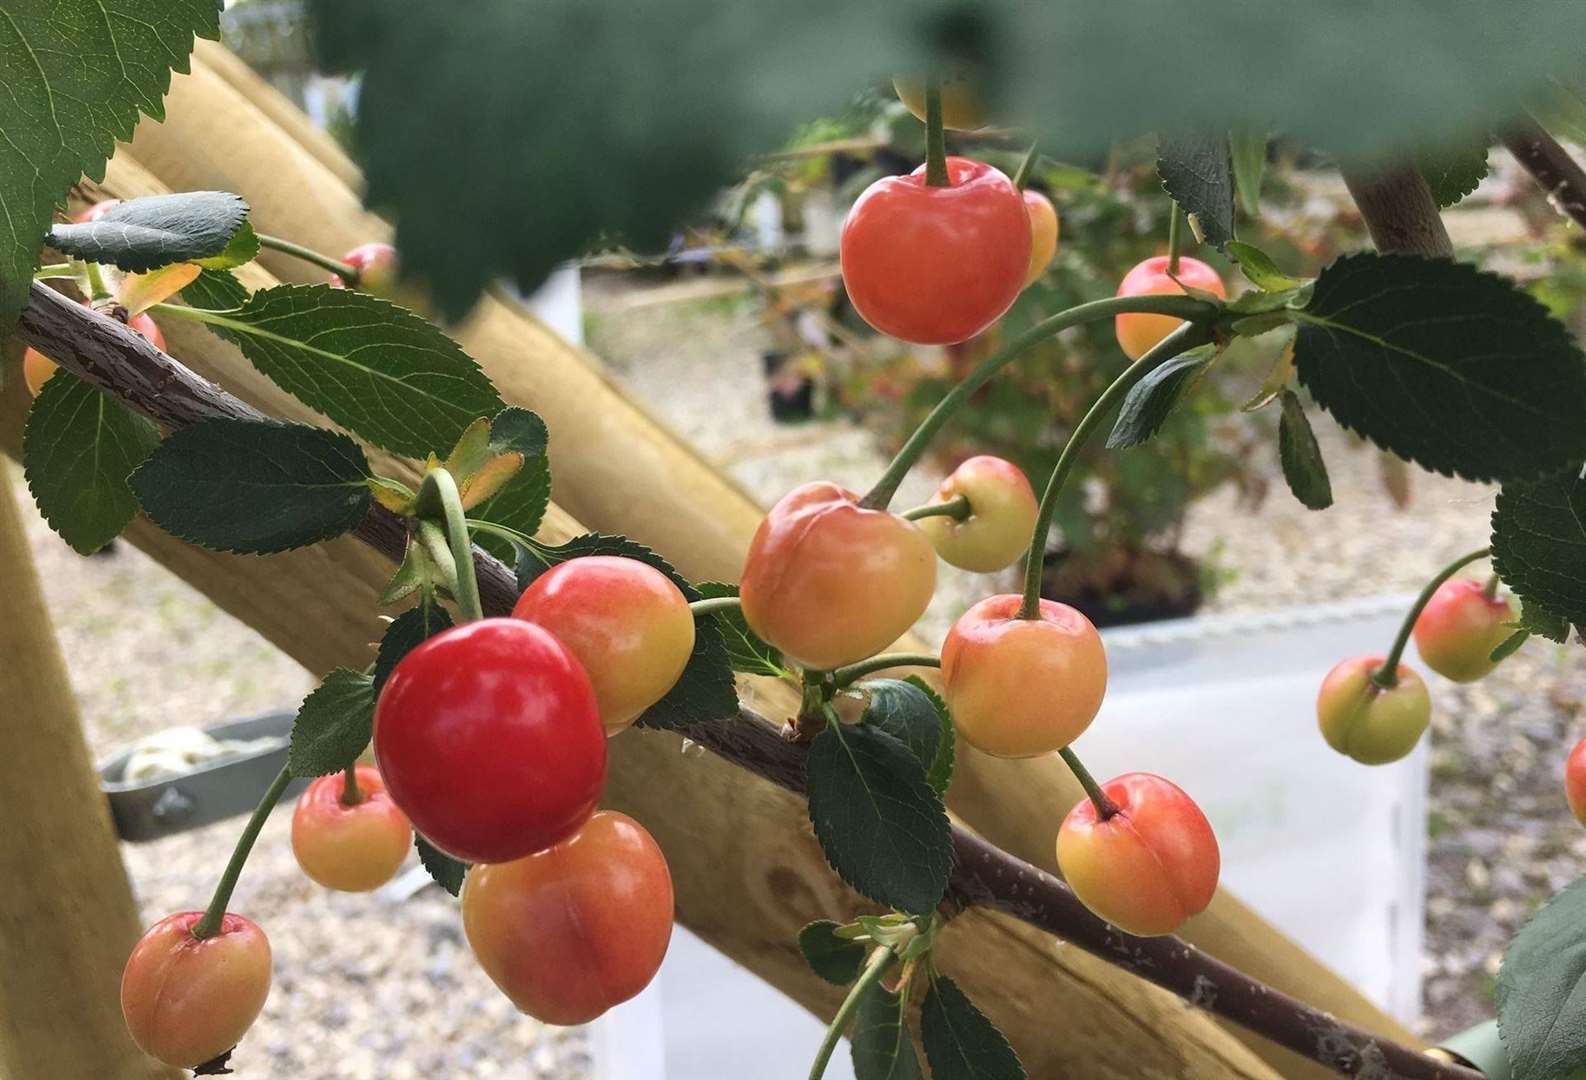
1418,138,1490,208
1489,630,1529,664
1157,132,1234,249
0,0,220,333
487,406,548,457
373,603,455,694
47,191,249,272
130,417,372,553
1516,596,1572,645
1294,254,1586,482
471,407,551,562
906,676,955,796
1497,874,1586,1080
1225,241,1302,293
1229,125,1267,218
23,373,160,554
1492,467,1586,627
415,834,468,897
860,680,942,779
798,921,867,986
1106,347,1213,449
1277,390,1333,510
194,284,503,458
920,975,1025,1080
311,0,1586,318
287,668,376,777
852,980,924,1080
806,722,951,916
695,581,790,678
181,268,250,310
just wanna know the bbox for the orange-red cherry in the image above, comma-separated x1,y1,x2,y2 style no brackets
1114,256,1226,360
291,766,413,892
941,594,1107,758
1566,739,1586,826
1022,190,1059,286
739,482,936,670
1412,578,1516,683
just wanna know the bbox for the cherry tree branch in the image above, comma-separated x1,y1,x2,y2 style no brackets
11,281,1479,1080
1339,163,1454,258
1500,114,1586,233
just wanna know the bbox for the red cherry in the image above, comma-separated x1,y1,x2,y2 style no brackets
76,199,122,223
463,810,675,1025
1412,578,1516,683
291,766,413,892
941,594,1107,757
1567,739,1586,826
513,556,695,734
739,481,936,670
373,618,607,863
121,912,272,1069
1114,256,1227,360
1315,656,1431,765
1056,773,1220,937
330,242,401,295
840,157,1031,345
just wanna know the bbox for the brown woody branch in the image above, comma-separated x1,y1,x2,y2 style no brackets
1340,164,1454,259
1500,114,1586,233
12,281,1479,1080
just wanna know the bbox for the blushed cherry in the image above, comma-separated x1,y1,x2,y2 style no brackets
1565,739,1586,826
916,455,1039,573
1023,190,1059,286
1316,656,1431,765
1114,256,1226,360
291,765,412,892
1412,578,1516,683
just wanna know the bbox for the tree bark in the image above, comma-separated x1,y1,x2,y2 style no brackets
1340,163,1455,258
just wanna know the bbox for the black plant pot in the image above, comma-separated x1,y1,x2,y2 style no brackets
1040,547,1205,629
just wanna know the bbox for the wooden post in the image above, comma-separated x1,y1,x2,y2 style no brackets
0,464,177,1079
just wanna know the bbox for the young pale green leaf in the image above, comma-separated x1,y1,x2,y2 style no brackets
470,407,551,562
920,975,1026,1080
1489,630,1530,664
1106,348,1214,449
1241,339,1296,412
193,284,504,458
1225,241,1302,293
373,602,455,694
1492,468,1586,627
806,721,952,916
1497,874,1586,1080
23,374,160,554
798,921,867,986
1418,138,1490,208
130,418,372,554
0,0,220,334
415,834,469,897
1277,390,1334,510
1157,132,1234,249
181,268,250,310
695,581,790,678
287,668,376,777
860,680,943,779
47,192,250,272
1294,254,1586,482
1229,124,1267,217
852,980,924,1080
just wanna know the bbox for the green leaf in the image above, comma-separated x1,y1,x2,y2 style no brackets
1498,874,1586,1080
1516,596,1572,645
1105,347,1214,449
527,533,739,729
806,721,952,916
860,680,942,780
1157,132,1234,249
1229,125,1267,218
1225,241,1302,293
196,220,261,271
852,980,924,1080
47,192,249,272
470,407,551,562
373,602,455,694
1489,630,1529,664
192,284,504,458
23,373,160,554
1277,390,1333,510
1241,339,1296,412
130,417,373,553
1294,254,1586,482
1492,467,1586,627
798,921,867,986
181,268,250,310
1418,138,1490,208
920,974,1026,1080
906,676,955,797
415,833,468,897
287,668,376,777
311,1,1586,317
695,581,790,678
0,0,220,333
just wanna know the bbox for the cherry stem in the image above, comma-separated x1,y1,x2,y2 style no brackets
416,468,483,623
859,293,1219,510
807,944,896,1080
33,263,75,280
341,763,363,806
193,765,293,940
1167,204,1183,276
1374,545,1492,689
255,232,360,284
689,595,743,618
923,79,950,188
831,653,942,688
1012,141,1040,191
1059,747,1120,820
82,259,112,302
1483,573,1501,600
900,494,971,522
1017,321,1212,619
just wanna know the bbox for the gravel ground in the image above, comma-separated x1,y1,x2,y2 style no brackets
13,268,1581,1074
